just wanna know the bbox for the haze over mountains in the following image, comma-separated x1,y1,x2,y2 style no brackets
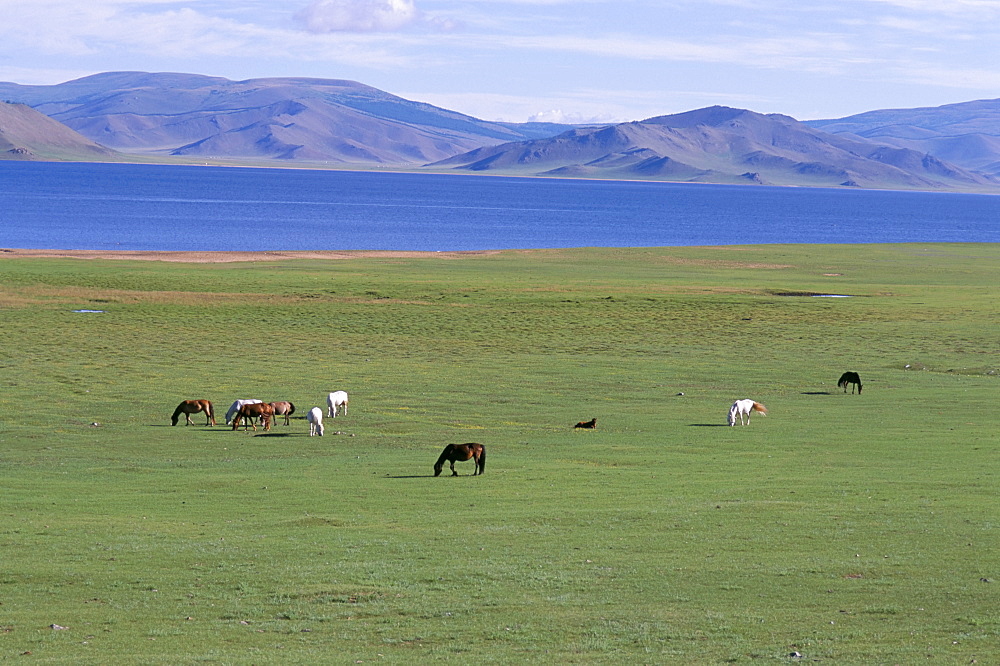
3,71,1000,192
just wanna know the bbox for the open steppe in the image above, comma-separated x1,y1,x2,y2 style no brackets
0,244,996,663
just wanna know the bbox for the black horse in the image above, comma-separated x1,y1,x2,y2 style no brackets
433,443,486,477
837,371,863,394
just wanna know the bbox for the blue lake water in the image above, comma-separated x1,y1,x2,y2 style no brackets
0,161,997,250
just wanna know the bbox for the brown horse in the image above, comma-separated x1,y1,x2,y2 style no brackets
574,418,597,429
171,399,216,426
434,443,486,477
269,401,296,426
232,402,274,432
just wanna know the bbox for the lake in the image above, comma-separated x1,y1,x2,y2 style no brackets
1,161,997,250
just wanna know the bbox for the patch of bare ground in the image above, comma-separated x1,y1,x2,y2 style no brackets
0,249,504,263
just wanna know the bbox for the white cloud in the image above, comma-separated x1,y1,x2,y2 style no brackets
296,0,419,33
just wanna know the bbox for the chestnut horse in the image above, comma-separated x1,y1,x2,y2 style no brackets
269,401,296,426
232,402,274,432
434,443,486,477
574,418,597,429
226,399,262,425
171,399,216,426
837,372,863,394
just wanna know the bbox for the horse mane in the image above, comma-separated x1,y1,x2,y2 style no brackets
170,403,184,425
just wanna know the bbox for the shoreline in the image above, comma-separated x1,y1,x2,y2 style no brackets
0,248,506,263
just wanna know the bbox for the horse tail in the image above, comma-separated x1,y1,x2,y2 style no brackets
287,402,295,416
171,404,182,426
752,401,767,415
205,400,216,425
478,446,486,474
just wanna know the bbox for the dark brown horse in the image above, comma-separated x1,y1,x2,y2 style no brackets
837,371,863,394
171,399,216,426
232,402,274,432
574,418,597,429
269,401,296,426
434,443,486,477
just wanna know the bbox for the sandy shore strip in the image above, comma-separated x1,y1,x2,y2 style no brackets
0,248,505,263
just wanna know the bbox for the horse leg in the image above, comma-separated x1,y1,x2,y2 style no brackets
450,460,458,476
185,413,195,426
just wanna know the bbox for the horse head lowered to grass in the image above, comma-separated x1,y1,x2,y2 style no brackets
434,443,486,477
225,399,262,425
837,371,863,394
231,402,274,432
171,399,215,426
728,399,767,426
307,407,324,436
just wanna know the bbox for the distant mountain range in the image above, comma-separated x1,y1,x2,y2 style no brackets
433,106,996,190
806,100,1000,176
3,71,1000,191
0,71,572,164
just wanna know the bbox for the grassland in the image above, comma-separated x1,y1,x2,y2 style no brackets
0,244,996,664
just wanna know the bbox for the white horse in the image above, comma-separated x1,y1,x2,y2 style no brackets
226,399,262,426
307,407,324,436
728,399,767,426
327,391,349,418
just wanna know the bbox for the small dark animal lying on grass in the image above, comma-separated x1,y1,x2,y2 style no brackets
837,371,863,394
574,418,597,429
434,443,486,477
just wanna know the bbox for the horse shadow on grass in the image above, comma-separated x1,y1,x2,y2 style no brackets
688,423,731,427
802,391,833,395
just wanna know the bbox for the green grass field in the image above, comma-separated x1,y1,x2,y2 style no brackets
0,244,996,664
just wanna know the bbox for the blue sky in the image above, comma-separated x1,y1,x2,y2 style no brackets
1,0,999,123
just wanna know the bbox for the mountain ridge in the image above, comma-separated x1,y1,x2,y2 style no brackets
432,106,996,190
2,72,1000,191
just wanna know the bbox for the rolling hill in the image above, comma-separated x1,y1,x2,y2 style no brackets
0,101,118,161
432,106,997,190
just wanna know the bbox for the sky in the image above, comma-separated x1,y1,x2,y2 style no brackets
1,0,1000,124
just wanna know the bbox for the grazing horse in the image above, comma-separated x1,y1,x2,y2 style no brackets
307,407,324,436
434,443,486,477
269,401,296,426
327,391,349,418
837,371,863,394
574,418,597,429
226,399,262,425
728,399,767,426
232,402,274,432
171,399,216,426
